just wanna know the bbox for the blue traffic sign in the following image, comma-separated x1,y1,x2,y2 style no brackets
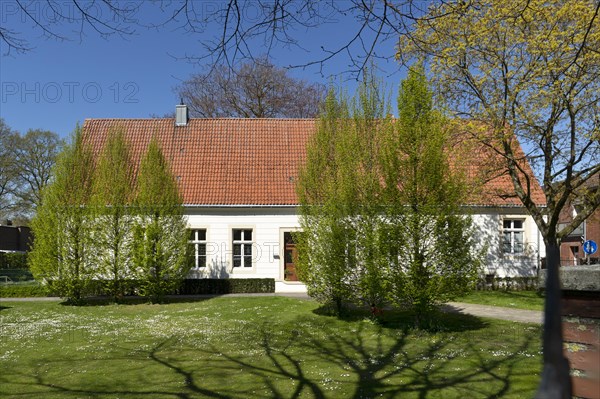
583,240,597,255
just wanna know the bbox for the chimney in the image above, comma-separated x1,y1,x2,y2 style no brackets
175,101,188,126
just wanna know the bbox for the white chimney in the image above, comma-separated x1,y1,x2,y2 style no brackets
175,102,188,126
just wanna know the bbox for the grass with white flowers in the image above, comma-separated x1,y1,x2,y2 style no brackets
457,290,544,311
0,297,541,398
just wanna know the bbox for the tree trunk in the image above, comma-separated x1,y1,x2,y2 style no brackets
535,240,572,398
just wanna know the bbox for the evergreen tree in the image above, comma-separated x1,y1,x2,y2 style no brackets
132,137,189,303
90,128,134,301
29,125,95,303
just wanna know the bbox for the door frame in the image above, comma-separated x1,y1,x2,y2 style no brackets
279,227,303,282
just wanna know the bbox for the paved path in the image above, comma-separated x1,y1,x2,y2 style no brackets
1,294,543,324
442,302,543,324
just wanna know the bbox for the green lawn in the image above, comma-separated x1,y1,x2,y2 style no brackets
457,290,545,311
0,297,541,398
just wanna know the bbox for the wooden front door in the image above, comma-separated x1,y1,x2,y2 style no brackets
284,232,299,281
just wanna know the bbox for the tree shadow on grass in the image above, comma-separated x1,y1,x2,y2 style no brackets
195,313,539,398
314,304,490,334
4,310,540,398
58,295,216,307
3,340,232,399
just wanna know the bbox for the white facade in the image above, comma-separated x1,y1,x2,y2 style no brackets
185,206,545,292
471,207,545,277
185,207,306,293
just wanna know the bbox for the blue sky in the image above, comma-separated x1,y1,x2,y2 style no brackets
0,1,404,139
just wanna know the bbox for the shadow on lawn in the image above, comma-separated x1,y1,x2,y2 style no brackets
197,316,538,398
7,311,538,399
58,295,216,307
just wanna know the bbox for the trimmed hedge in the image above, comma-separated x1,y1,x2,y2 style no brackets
0,282,48,298
43,278,276,298
0,252,28,270
0,269,34,282
179,278,275,295
476,276,538,291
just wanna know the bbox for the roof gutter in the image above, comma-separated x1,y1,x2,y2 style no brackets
184,204,297,208
183,203,546,209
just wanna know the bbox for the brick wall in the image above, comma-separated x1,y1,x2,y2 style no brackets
562,292,600,399
559,267,600,399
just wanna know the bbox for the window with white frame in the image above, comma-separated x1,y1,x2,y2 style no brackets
232,229,253,268
188,229,207,268
502,219,524,254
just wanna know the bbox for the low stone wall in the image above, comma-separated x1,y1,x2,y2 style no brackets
541,266,600,399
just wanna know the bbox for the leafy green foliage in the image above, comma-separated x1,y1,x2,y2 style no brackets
29,125,95,303
297,66,482,319
0,252,28,269
0,268,33,282
132,137,189,303
0,281,48,297
90,128,134,301
180,278,275,294
384,65,482,316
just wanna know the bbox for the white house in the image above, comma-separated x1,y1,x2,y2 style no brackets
83,106,546,293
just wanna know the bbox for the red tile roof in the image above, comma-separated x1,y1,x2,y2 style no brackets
82,118,546,207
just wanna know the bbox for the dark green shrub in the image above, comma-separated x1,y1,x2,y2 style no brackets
0,282,49,298
45,279,141,298
180,278,275,295
0,252,28,270
476,276,538,291
0,269,33,283
0,269,34,282
37,278,276,300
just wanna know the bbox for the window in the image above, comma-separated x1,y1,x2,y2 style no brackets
233,229,253,268
188,229,207,268
502,219,524,254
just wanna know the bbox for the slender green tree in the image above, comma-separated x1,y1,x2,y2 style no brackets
297,73,393,315
382,64,482,320
132,137,189,303
298,66,481,320
90,128,134,302
296,90,356,314
29,125,95,303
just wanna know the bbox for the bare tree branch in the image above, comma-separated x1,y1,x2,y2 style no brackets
176,57,326,118
1,0,139,55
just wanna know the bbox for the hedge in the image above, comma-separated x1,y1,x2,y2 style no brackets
40,278,276,298
476,276,538,291
0,269,34,282
0,282,48,298
179,278,275,295
0,252,28,270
